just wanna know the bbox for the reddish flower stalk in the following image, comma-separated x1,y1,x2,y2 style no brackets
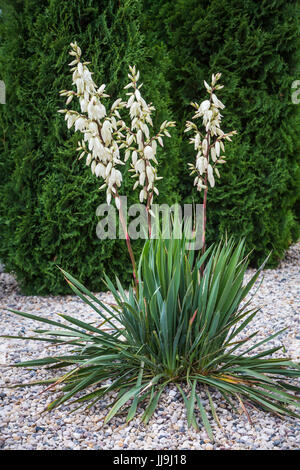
201,128,210,261
114,187,138,294
202,176,208,254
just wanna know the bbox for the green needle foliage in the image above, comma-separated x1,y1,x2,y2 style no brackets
144,0,300,266
4,236,300,437
0,0,181,294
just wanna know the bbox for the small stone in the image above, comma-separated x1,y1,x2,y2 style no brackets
1,242,299,450
205,444,214,450
64,440,75,448
35,426,45,432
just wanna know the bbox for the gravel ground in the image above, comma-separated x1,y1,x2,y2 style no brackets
0,244,299,450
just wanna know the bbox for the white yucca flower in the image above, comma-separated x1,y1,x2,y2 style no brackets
101,120,112,145
144,145,154,160
185,73,237,193
74,117,86,132
199,100,210,113
87,97,106,121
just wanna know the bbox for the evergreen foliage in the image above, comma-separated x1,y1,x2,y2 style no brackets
0,0,181,294
0,0,299,294
143,0,300,266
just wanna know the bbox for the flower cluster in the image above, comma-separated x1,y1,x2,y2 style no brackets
185,73,237,191
120,66,176,207
58,44,176,214
58,42,127,208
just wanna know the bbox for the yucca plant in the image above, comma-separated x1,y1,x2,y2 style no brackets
2,44,299,440
3,235,300,440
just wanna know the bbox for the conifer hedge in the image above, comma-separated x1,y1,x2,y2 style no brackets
144,0,300,266
0,0,299,294
0,0,181,294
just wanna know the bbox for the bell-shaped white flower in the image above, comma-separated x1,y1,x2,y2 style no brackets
101,120,112,145
95,162,105,178
75,78,84,95
88,97,106,121
212,93,225,109
146,165,155,184
79,97,88,113
114,169,123,187
132,151,138,165
144,145,154,160
86,153,92,166
139,172,146,186
75,117,86,132
66,113,77,129
199,100,210,114
135,159,145,174
130,102,140,119
89,121,98,134
194,133,200,150
207,164,215,188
